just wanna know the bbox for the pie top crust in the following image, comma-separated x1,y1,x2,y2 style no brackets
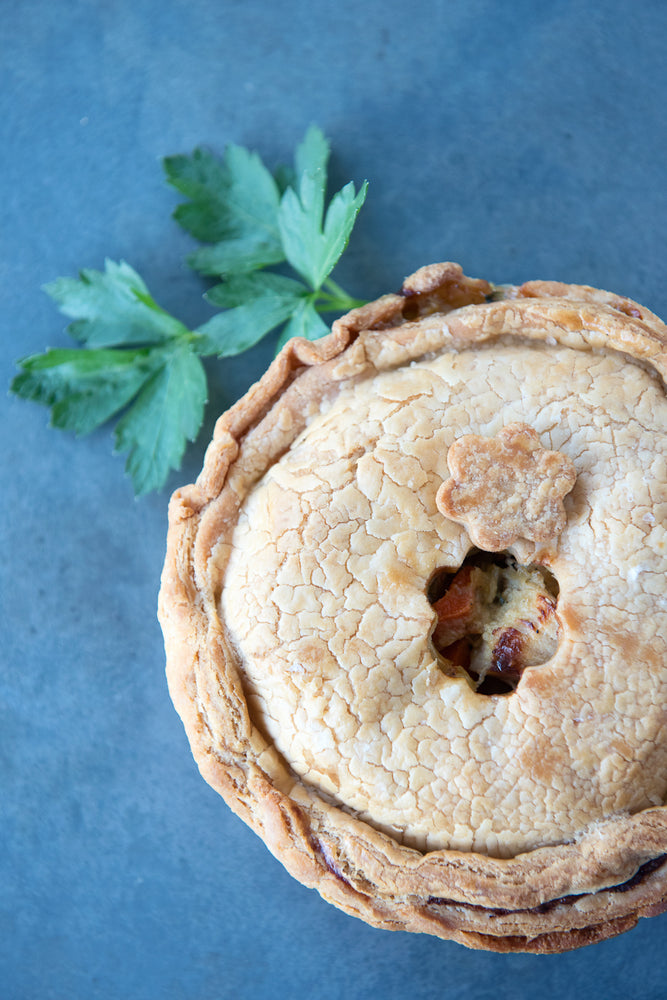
158,263,667,952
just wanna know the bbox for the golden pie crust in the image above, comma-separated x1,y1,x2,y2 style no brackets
158,263,667,952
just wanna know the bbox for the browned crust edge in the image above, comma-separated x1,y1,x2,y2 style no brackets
158,263,667,952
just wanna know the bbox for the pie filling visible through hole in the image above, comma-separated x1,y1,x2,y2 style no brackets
427,551,560,694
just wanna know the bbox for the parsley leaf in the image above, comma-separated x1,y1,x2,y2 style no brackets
11,346,158,435
114,341,207,496
12,262,208,495
44,259,188,347
275,297,329,351
167,125,367,353
162,148,231,242
165,144,284,276
168,125,367,294
185,231,283,277
11,127,369,495
277,126,368,290
195,273,308,355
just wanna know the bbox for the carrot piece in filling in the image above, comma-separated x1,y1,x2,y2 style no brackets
432,566,476,649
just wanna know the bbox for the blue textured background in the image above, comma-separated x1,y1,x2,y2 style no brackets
3,1,667,997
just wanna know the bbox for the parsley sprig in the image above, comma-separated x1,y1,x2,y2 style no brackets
11,126,367,496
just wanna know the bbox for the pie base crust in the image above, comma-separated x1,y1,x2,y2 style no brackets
158,263,667,952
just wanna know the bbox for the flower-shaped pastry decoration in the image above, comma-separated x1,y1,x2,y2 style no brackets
436,423,577,551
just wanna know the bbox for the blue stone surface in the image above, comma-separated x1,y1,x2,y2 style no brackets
3,1,667,997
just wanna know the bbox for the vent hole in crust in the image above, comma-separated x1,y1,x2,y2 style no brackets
427,550,560,696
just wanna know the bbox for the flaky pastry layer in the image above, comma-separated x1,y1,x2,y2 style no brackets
159,263,667,951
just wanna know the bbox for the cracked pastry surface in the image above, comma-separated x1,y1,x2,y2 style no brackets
159,263,667,952
221,334,666,856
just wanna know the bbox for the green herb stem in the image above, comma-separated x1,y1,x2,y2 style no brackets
317,278,367,313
